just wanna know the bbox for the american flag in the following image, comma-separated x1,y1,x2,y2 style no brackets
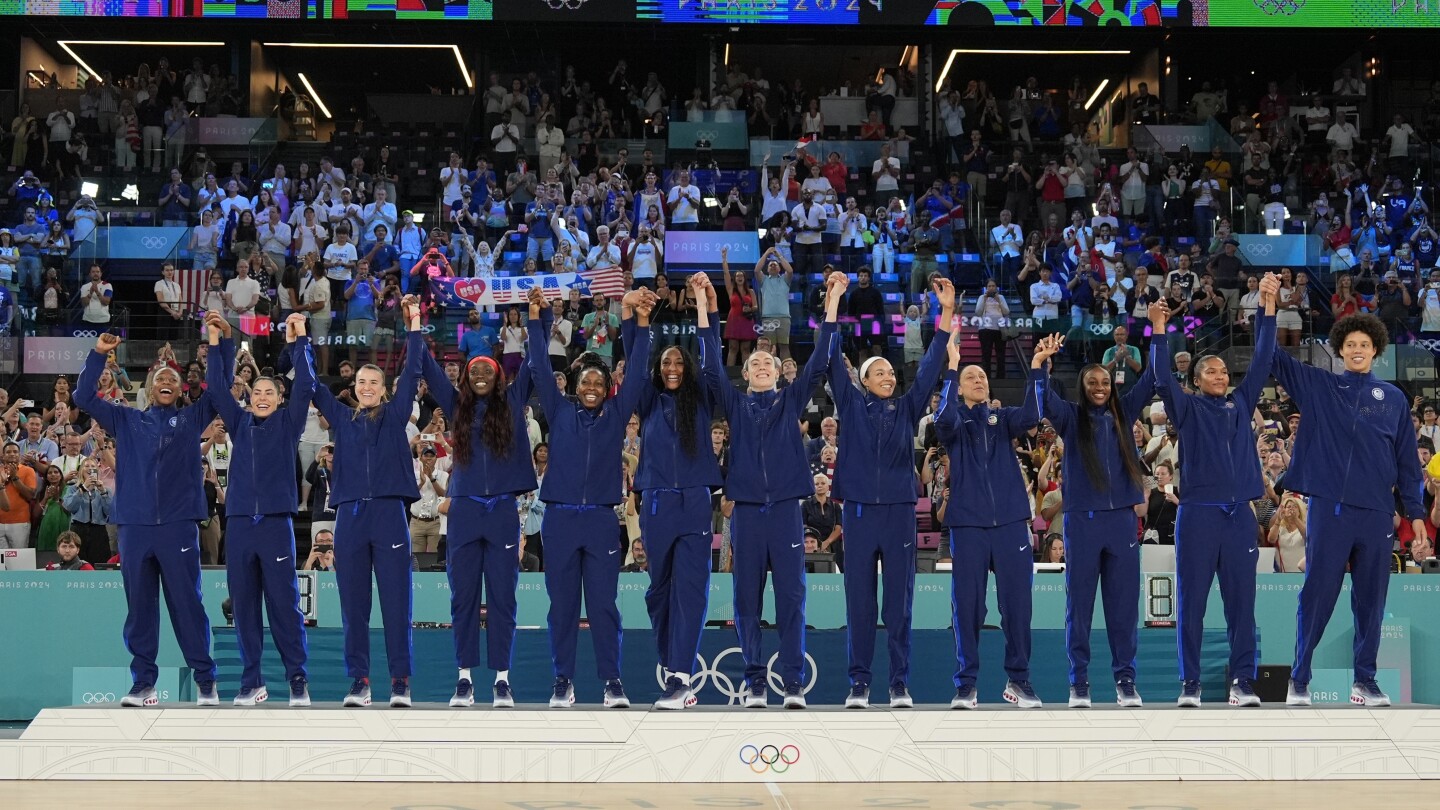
175,268,211,317
577,264,627,299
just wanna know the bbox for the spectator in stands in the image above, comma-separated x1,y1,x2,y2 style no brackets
1142,460,1179,545
45,532,93,571
63,455,111,565
753,247,795,361
0,440,37,548
78,264,114,329
667,169,703,232
158,168,192,227
802,472,843,570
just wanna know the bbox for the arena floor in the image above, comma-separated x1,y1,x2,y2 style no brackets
2,780,1435,809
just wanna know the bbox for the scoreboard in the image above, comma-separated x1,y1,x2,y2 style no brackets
0,0,1437,26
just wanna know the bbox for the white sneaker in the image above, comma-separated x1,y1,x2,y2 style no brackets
1002,680,1043,708
950,685,978,710
550,679,576,708
1228,679,1261,707
1286,680,1312,707
449,678,475,708
196,681,220,707
120,684,158,707
782,684,807,710
744,684,768,709
844,684,870,709
1351,680,1391,707
1177,680,1202,708
654,677,692,711
492,680,515,709
1115,680,1143,708
288,678,311,708
233,686,268,707
603,680,631,709
889,685,913,709
343,679,372,707
1068,684,1092,709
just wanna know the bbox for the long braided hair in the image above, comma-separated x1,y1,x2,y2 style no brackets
1073,364,1145,491
452,355,514,464
649,345,703,457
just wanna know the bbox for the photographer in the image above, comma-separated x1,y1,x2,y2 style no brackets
305,447,337,539
63,457,112,565
304,537,334,572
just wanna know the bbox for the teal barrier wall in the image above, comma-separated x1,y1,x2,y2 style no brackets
3,572,1436,719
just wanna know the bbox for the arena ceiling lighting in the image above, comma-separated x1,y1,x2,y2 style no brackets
57,40,227,84
933,48,1131,94
262,42,473,90
296,72,332,120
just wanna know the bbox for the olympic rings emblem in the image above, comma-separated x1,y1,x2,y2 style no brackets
654,648,818,705
695,131,720,142
140,237,171,250
82,692,116,704
739,743,801,774
1242,242,1274,257
72,330,99,337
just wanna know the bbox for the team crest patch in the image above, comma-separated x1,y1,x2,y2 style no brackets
1372,387,1384,401
988,414,998,425
169,416,179,427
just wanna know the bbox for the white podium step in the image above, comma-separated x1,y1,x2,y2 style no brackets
3,705,1439,782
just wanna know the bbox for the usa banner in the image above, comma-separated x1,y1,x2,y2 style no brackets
428,267,626,309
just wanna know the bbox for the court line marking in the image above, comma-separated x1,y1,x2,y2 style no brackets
766,780,792,810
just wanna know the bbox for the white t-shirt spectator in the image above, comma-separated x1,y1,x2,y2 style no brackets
293,222,327,258
154,275,182,316
587,242,622,271
991,222,1024,258
301,274,332,321
1387,122,1416,158
440,165,466,207
791,201,827,245
872,157,901,192
79,280,113,323
70,207,100,244
258,221,292,257
548,318,573,357
206,437,232,486
219,194,252,220
839,210,868,249
1326,122,1360,152
225,275,262,317
667,184,702,225
410,463,449,520
1119,160,1148,199
629,239,661,280
323,241,357,282
363,201,397,243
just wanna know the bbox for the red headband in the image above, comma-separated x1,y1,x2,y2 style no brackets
467,354,504,382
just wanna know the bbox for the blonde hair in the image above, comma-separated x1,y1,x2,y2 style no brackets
1280,494,1307,525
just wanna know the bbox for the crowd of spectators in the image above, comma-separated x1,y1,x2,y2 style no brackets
0,56,1438,576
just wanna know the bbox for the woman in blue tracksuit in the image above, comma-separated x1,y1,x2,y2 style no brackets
620,291,722,710
935,333,1058,711
826,276,955,710
312,295,425,708
1044,341,1155,709
1273,311,1425,708
419,325,535,709
525,286,653,709
695,271,844,710
78,333,219,708
1149,280,1278,708
206,311,316,708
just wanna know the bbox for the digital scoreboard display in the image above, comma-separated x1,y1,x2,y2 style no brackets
0,0,1436,25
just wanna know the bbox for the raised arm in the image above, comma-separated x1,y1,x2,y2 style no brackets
385,297,426,422
1120,351,1157,424
904,278,956,413
693,273,742,416
1147,300,1190,426
611,292,655,420
203,313,244,428
75,334,129,434
934,341,963,443
1033,335,1075,435
284,314,317,420
1006,335,1058,437
789,272,846,404
525,287,568,418
419,347,458,418
1235,274,1280,407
